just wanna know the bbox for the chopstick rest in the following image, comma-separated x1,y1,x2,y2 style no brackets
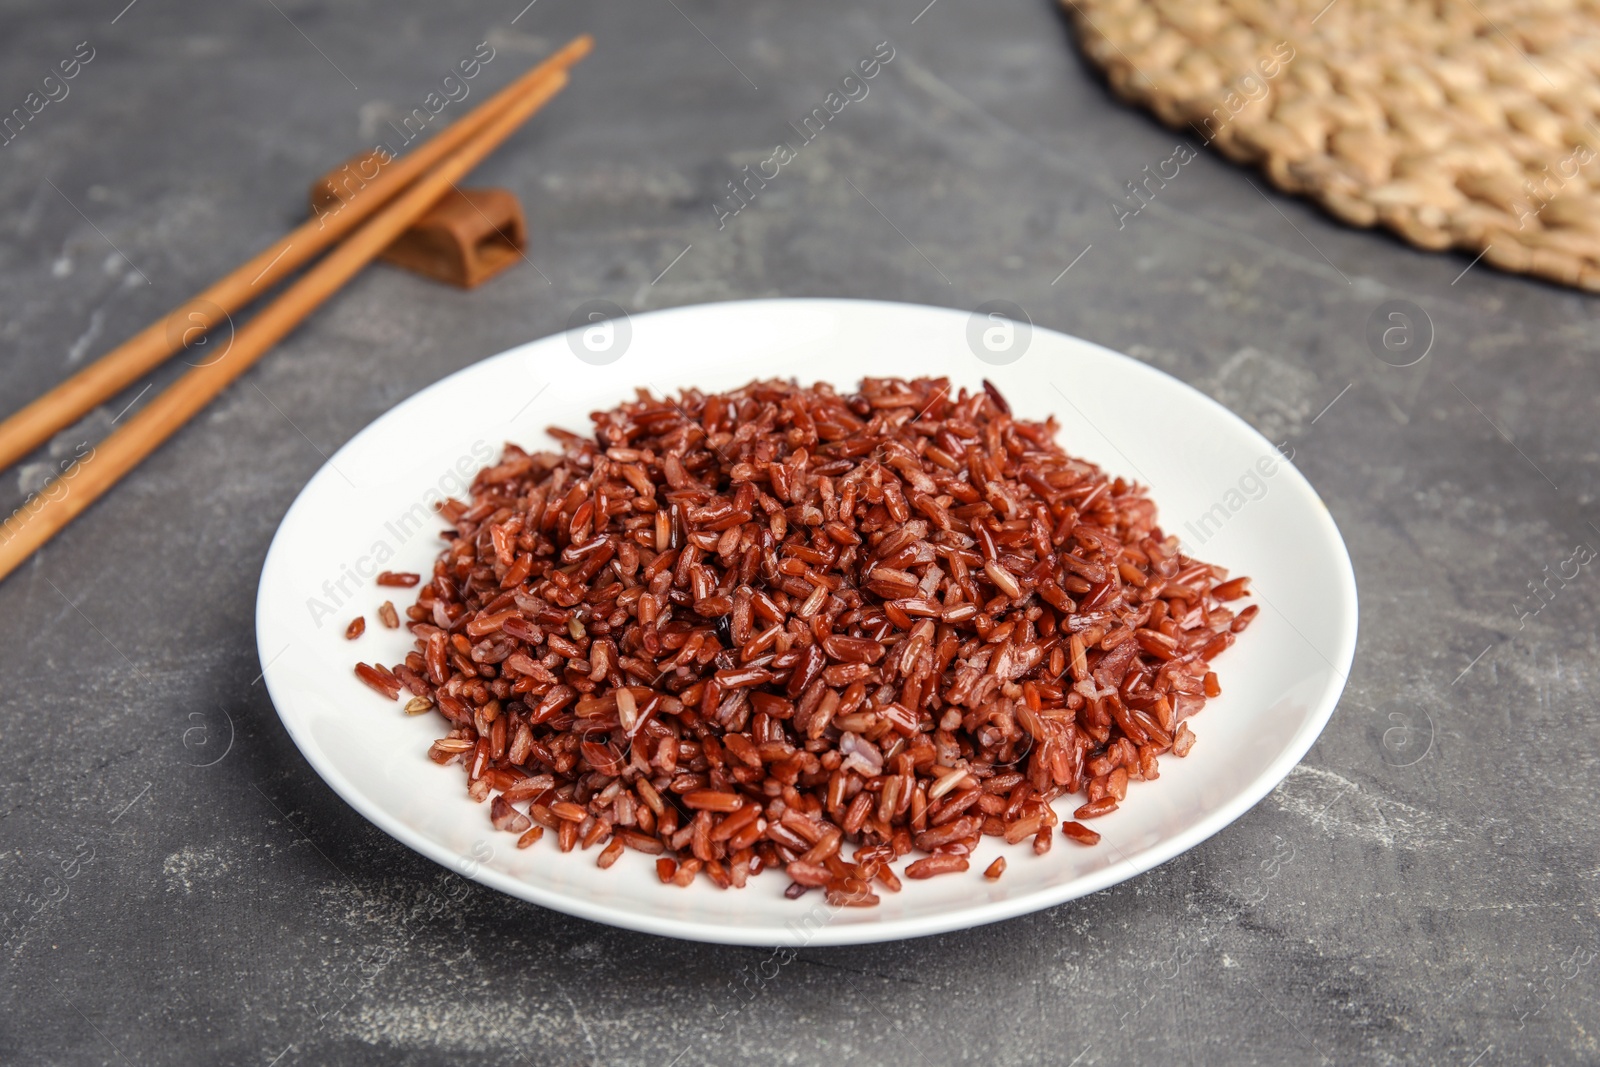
310,151,526,288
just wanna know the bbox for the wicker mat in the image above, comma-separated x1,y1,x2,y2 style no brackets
1061,0,1600,290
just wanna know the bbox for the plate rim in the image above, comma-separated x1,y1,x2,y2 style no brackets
256,296,1359,946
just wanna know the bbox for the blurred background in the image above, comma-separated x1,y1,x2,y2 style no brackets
1,1,1596,1064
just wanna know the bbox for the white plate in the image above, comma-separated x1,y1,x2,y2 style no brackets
256,298,1357,946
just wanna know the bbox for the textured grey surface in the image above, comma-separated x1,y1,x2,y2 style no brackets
2,0,1598,1063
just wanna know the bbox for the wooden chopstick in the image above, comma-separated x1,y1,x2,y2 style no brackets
0,33,593,474
0,60,581,585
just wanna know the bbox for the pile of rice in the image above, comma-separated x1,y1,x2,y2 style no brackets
354,377,1256,904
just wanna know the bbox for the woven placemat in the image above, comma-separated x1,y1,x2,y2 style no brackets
1061,0,1600,290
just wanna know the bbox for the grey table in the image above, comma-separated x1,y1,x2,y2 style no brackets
3,0,1596,1063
